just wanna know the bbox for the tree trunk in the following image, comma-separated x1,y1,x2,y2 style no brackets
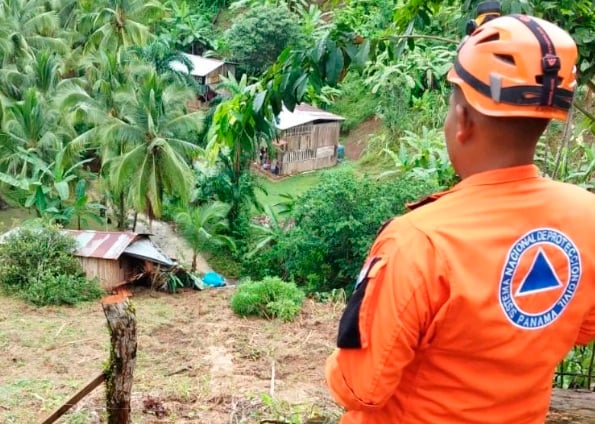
102,293,137,424
118,192,126,230
191,253,197,272
132,212,138,233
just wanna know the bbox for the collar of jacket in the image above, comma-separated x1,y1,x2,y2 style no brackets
406,165,541,211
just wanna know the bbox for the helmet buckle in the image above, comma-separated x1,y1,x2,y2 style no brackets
489,73,502,102
542,54,561,74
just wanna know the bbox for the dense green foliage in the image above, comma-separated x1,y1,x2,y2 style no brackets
230,276,305,321
224,5,305,77
0,222,103,306
243,168,437,292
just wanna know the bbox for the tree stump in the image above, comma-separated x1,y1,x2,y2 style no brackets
102,290,137,424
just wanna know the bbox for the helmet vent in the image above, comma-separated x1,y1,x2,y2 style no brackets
495,54,515,65
476,33,500,44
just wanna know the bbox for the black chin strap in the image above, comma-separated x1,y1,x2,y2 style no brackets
455,15,574,111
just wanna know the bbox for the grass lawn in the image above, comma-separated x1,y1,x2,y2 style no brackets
254,172,321,211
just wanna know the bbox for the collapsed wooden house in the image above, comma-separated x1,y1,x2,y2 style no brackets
272,103,345,176
66,230,174,290
0,228,175,290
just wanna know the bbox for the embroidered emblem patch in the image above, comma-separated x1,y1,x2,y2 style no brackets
499,228,581,330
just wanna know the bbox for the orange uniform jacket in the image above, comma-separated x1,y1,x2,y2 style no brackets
326,165,595,424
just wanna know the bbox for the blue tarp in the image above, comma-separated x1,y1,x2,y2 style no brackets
203,271,225,287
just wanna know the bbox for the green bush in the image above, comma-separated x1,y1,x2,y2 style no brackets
20,273,103,307
0,221,103,306
242,168,437,292
230,277,305,322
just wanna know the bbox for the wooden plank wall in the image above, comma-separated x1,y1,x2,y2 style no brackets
279,122,340,175
79,257,127,290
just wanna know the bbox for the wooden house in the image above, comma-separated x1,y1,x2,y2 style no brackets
66,230,174,290
0,228,175,290
272,103,345,176
169,53,236,101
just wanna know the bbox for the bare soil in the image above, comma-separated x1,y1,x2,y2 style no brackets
341,117,383,161
0,288,343,423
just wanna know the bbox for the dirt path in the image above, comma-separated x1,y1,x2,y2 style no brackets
134,215,211,275
341,117,383,160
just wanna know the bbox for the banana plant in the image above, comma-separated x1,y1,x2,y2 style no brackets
0,146,101,226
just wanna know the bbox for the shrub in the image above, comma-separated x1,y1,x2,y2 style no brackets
20,273,103,307
0,221,103,306
242,168,437,292
230,277,305,322
328,73,378,133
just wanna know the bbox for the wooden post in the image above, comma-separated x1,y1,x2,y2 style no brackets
102,289,136,424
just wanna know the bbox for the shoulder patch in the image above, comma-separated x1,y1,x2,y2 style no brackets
499,228,582,330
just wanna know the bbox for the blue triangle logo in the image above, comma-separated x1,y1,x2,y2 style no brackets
515,249,562,296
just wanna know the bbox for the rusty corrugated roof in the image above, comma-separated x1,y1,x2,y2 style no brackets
66,230,139,260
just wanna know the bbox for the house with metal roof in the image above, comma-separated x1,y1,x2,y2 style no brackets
66,230,174,290
169,53,236,101
0,228,175,290
270,103,345,176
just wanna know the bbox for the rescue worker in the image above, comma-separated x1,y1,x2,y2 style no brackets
326,14,595,424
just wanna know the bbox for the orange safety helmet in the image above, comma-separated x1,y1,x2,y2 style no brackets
447,15,578,121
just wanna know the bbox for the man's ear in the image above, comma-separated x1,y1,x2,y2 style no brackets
455,104,473,144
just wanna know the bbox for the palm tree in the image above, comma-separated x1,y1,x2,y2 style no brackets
174,201,234,271
128,37,199,88
64,68,203,229
0,0,68,67
79,0,165,54
58,50,144,229
0,87,73,176
108,70,203,225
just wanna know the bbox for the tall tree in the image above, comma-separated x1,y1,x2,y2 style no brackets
79,0,166,54
0,0,68,66
76,69,204,228
207,73,276,228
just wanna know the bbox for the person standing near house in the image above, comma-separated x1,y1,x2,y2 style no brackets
326,14,595,424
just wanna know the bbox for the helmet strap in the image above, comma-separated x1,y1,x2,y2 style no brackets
510,15,562,108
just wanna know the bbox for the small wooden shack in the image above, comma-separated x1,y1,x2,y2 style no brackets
66,230,174,290
273,103,344,176
0,229,175,290
169,53,236,101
